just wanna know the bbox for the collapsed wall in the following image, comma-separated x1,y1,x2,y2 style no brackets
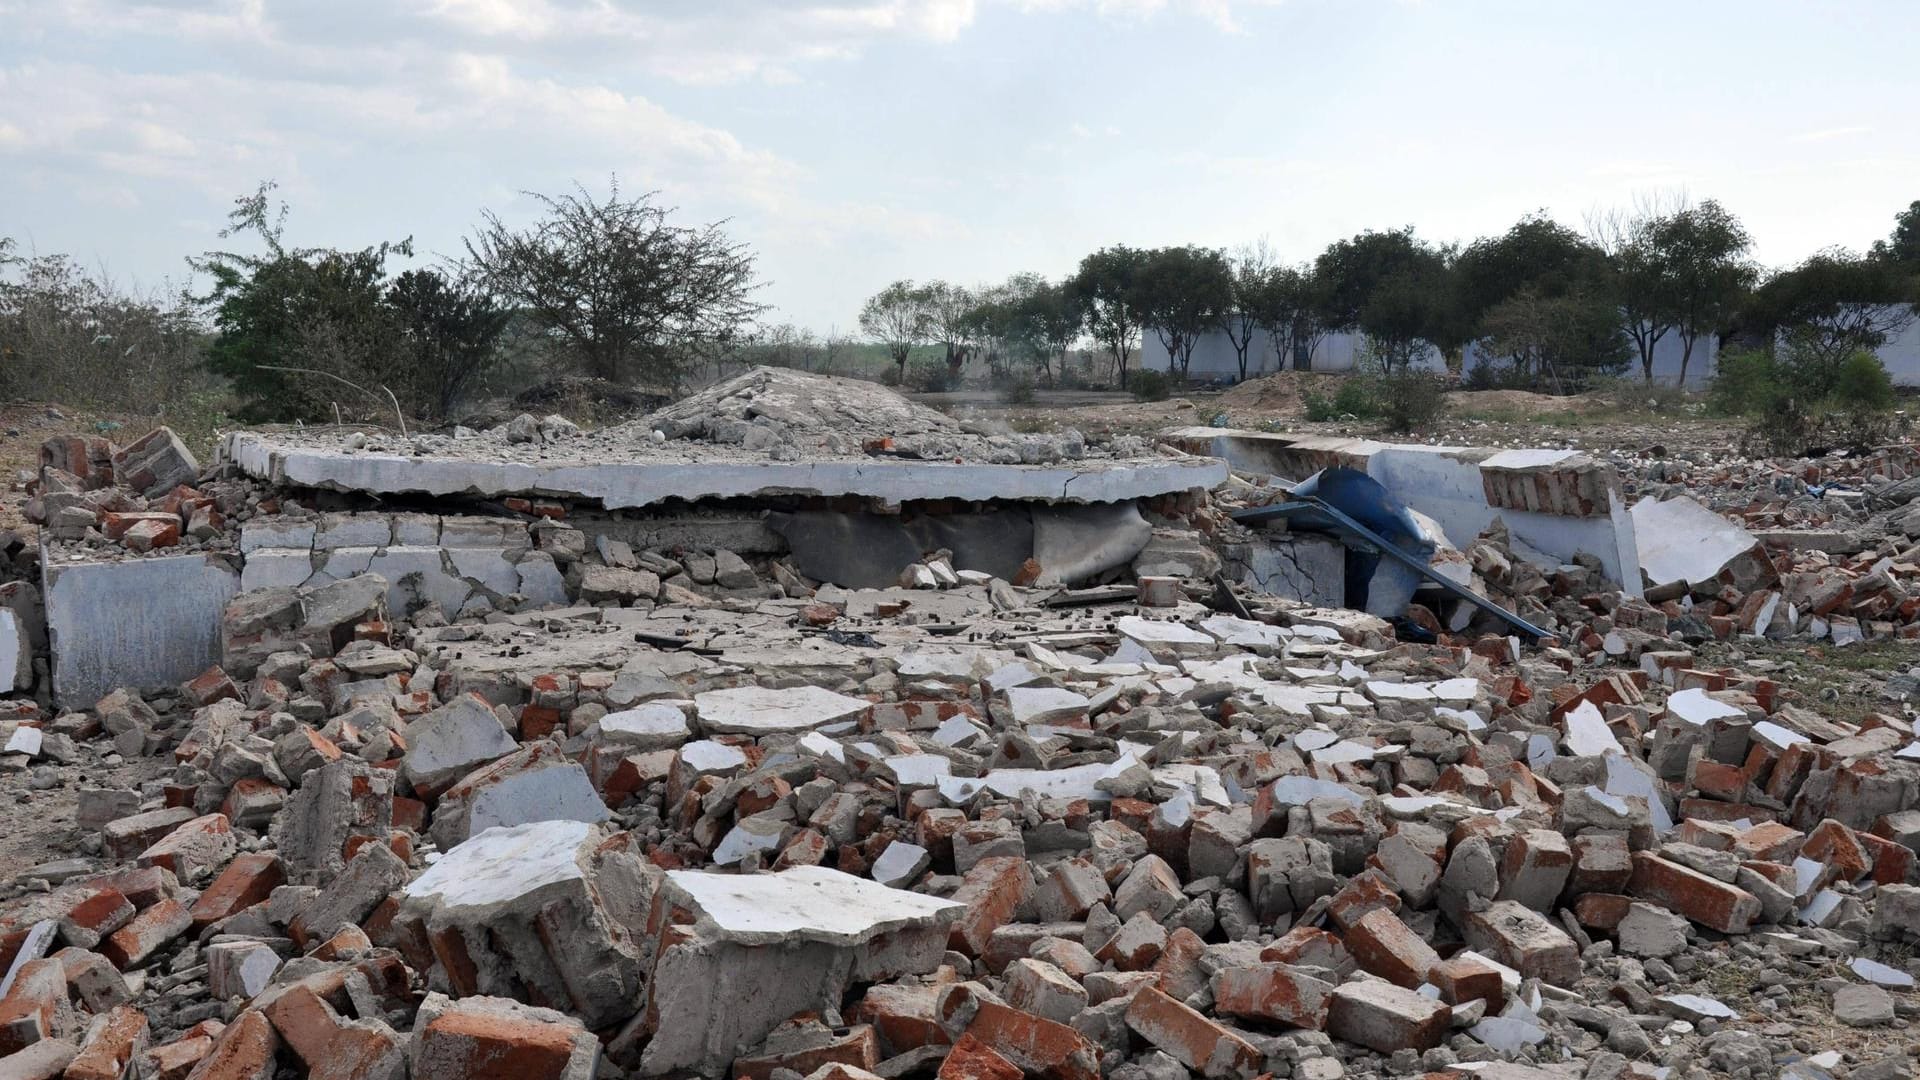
0,367,1916,1080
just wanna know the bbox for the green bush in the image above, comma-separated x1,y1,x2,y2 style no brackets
1303,377,1382,421
1129,368,1173,402
1710,344,1903,454
907,363,953,393
1377,370,1446,433
998,375,1037,405
878,365,903,387
1833,350,1896,412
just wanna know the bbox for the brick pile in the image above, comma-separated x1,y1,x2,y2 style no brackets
0,544,1912,1080
0,417,1917,1080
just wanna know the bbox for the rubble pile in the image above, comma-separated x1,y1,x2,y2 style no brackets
0,370,1915,1080
0,550,1913,1079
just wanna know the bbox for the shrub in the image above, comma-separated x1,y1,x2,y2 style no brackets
1832,350,1896,412
878,365,903,387
998,375,1036,405
907,363,953,393
1304,377,1381,422
1711,344,1903,454
1129,368,1173,402
1376,370,1446,433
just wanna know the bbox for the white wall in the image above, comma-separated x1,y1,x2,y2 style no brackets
1143,306,1920,388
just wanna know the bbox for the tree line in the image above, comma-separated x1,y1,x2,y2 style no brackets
0,177,765,423
863,198,1920,392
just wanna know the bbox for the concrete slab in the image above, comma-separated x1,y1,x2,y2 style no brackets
663,865,963,947
45,552,241,706
693,685,871,735
1631,496,1763,589
225,432,1227,510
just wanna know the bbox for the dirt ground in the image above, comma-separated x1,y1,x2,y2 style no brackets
915,372,1748,459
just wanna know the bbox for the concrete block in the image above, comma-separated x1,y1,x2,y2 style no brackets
428,742,610,849
400,694,517,799
1325,979,1448,1054
45,554,240,706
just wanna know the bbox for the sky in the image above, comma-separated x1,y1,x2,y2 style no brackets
2,0,1916,334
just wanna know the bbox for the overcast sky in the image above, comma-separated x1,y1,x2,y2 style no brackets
2,1,1915,332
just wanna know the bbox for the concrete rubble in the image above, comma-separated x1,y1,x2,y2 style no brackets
0,367,1915,1080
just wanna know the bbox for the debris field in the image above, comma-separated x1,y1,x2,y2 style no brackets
0,368,1914,1080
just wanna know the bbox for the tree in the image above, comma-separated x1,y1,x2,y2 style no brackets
1746,249,1919,382
1871,200,1920,269
994,276,1082,383
1140,245,1233,377
1223,241,1276,381
1070,246,1152,389
463,178,762,387
859,280,932,382
1478,284,1632,392
1648,200,1755,385
922,280,978,378
1314,228,1454,372
1455,213,1607,328
1,239,206,412
1244,264,1329,372
192,182,414,422
385,269,511,418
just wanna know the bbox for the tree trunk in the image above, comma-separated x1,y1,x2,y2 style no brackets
1678,334,1694,387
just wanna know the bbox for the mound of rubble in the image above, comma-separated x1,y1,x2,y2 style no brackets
0,374,1917,1080
0,543,1915,1080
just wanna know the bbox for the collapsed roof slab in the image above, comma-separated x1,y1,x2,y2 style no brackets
221,432,1227,509
1164,427,1642,596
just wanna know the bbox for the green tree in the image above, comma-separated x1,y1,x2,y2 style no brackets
1244,263,1331,372
1223,241,1275,381
1649,200,1755,385
1070,246,1153,389
1871,199,1920,268
1458,212,1623,389
1478,284,1632,392
858,280,933,382
923,280,979,378
1745,248,1918,378
385,268,512,418
1314,228,1454,372
191,182,413,422
463,178,763,387
1140,245,1234,377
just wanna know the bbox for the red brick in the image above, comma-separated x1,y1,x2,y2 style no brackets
937,1033,1022,1080
1260,926,1348,969
1627,852,1760,934
1210,962,1332,1029
734,1024,879,1080
412,1004,582,1080
1573,892,1633,931
123,518,181,552
260,982,403,1080
0,958,67,1055
101,897,192,969
946,857,1032,957
1802,819,1872,881
852,984,950,1056
138,813,235,883
1429,953,1504,1007
55,886,135,949
1326,980,1449,1054
1732,822,1804,863
144,1035,215,1080
1344,908,1440,989
1324,869,1402,932
182,666,241,708
952,999,1098,1080
182,1008,277,1080
65,1005,149,1080
100,511,178,542
1124,985,1260,1079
